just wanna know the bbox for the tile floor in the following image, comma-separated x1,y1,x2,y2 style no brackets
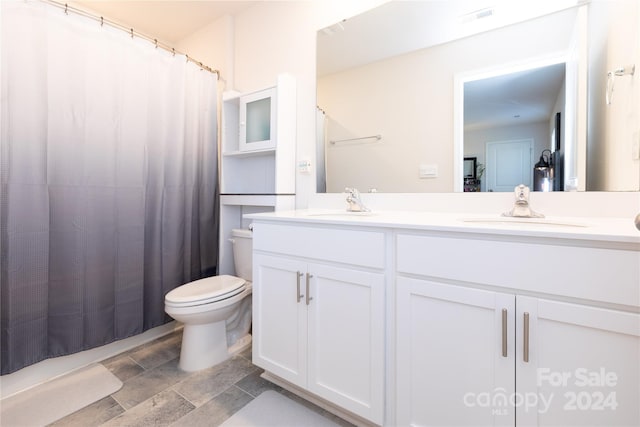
50,330,353,426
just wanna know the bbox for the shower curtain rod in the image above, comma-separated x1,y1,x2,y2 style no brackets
40,0,221,77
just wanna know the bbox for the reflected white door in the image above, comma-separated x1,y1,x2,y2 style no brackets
486,139,533,192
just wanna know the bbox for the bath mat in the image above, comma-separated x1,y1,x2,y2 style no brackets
221,390,340,427
0,363,122,426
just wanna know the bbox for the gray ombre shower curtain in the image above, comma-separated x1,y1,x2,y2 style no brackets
0,1,219,374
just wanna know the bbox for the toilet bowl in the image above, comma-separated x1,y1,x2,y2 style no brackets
165,228,253,372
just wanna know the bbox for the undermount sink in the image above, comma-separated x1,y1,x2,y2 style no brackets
460,217,589,228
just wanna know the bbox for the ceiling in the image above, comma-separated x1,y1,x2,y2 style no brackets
464,63,567,130
317,0,579,77
72,0,256,44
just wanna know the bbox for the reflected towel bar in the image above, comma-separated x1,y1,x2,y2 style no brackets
329,134,382,145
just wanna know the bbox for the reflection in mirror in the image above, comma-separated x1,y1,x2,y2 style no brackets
316,0,640,193
461,62,568,193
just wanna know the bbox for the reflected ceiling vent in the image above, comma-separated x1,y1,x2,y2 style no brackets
320,20,346,37
459,7,495,24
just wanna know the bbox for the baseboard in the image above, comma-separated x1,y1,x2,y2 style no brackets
260,371,379,427
0,321,181,399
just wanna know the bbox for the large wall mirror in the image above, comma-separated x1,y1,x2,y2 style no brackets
316,0,640,193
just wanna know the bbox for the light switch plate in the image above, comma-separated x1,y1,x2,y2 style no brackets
419,164,438,178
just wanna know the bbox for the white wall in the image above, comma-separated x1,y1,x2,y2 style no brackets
318,48,456,193
176,14,234,88
586,0,640,191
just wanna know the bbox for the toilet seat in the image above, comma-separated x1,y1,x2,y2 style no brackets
165,275,246,308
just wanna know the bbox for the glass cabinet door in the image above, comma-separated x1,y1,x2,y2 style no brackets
240,87,277,151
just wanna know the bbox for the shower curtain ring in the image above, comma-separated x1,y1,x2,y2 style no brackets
172,48,176,57
100,17,104,27
154,39,158,49
130,28,134,39
64,3,68,14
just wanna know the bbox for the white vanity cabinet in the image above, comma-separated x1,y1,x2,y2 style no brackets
395,232,640,427
516,296,640,427
396,277,516,426
251,222,386,424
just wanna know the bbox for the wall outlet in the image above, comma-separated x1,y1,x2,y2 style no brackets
419,164,438,178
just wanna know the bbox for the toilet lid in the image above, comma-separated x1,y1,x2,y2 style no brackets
165,275,246,307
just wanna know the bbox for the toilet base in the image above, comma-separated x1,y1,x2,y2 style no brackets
179,321,229,372
228,333,252,356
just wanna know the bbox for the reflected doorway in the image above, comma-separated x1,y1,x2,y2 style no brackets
485,139,533,192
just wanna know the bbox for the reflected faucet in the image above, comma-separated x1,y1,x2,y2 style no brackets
502,184,544,218
345,187,371,212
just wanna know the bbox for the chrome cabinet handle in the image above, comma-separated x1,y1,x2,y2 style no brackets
305,273,313,305
501,308,508,357
523,312,530,363
296,271,304,303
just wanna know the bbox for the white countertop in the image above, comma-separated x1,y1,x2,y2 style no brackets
246,209,640,247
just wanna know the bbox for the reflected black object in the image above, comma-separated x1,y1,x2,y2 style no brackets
534,149,553,192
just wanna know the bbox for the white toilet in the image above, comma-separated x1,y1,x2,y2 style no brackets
165,228,253,372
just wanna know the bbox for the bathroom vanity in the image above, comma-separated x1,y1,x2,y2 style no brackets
247,210,640,427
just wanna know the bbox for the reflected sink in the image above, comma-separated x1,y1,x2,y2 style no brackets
460,217,589,228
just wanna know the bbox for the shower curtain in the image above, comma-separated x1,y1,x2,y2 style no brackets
0,1,219,374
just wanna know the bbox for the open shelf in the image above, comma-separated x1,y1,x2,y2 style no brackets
222,148,276,158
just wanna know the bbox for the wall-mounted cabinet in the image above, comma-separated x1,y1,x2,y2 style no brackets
239,87,277,152
221,74,295,196
219,74,296,275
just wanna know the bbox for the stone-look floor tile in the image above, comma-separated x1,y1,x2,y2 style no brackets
127,333,182,370
111,368,178,410
102,390,194,427
234,369,283,398
152,357,195,384
101,355,144,382
170,385,253,427
49,396,125,427
173,355,259,407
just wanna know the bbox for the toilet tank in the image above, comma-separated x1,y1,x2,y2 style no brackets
230,228,253,281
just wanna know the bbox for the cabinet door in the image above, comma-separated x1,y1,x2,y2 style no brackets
396,277,515,426
517,296,640,426
239,87,276,151
252,254,307,387
306,263,385,424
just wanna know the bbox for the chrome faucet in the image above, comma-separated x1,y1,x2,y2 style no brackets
502,184,544,218
345,187,370,212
